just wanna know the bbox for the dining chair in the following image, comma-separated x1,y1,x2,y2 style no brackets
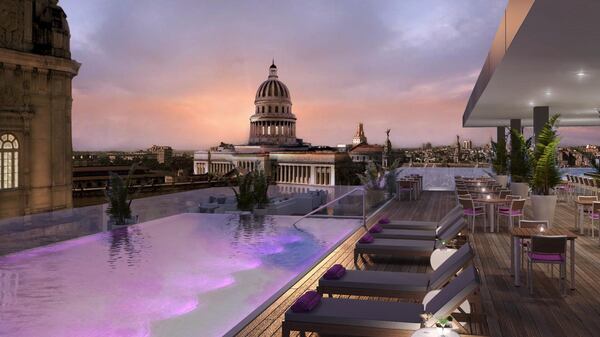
589,201,600,238
498,190,511,199
397,180,414,201
519,220,550,267
577,196,599,234
497,199,526,231
527,235,567,295
458,196,487,232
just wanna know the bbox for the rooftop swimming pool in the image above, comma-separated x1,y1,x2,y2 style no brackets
0,213,361,337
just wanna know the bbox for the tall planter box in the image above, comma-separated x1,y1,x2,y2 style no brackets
495,175,509,188
510,182,529,199
531,195,558,226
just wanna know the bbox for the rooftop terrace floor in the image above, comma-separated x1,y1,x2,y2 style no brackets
237,191,600,337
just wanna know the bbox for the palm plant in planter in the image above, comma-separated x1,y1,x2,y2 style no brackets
384,159,401,197
105,166,139,226
529,114,561,225
509,128,532,198
357,161,386,208
491,136,509,187
253,170,270,209
231,170,256,211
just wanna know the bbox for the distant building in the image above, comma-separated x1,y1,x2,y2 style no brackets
194,62,355,186
0,1,80,218
72,166,164,191
349,143,384,164
148,145,173,164
352,123,368,145
462,139,473,150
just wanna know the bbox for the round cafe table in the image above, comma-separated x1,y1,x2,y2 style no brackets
411,327,459,337
472,196,509,232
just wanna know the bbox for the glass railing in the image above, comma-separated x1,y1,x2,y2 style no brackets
0,184,395,255
397,167,493,191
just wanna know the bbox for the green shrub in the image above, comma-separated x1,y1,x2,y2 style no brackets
530,114,561,195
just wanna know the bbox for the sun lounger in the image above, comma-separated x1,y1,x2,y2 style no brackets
282,265,480,337
318,243,473,298
380,205,462,230
372,215,465,240
354,218,467,265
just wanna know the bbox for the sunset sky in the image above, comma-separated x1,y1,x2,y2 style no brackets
61,0,597,151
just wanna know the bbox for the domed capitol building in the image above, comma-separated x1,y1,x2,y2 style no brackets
193,62,356,186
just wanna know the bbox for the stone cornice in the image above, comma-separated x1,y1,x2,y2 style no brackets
0,48,80,75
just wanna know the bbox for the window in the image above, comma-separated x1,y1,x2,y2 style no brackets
268,106,271,113
0,133,19,189
275,106,279,113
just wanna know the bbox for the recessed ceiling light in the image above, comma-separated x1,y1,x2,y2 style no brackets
528,101,535,106
577,70,586,77
545,90,552,96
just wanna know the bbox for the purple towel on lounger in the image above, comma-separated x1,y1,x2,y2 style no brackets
291,291,322,313
369,224,383,233
323,264,346,280
378,218,390,224
359,233,374,244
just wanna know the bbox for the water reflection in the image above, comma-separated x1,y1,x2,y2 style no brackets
0,269,19,308
107,226,147,268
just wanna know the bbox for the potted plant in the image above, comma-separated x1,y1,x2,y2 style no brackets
252,169,270,215
384,159,401,198
509,128,532,198
231,170,255,211
491,136,509,187
357,161,386,208
435,316,453,337
529,114,561,225
105,166,139,227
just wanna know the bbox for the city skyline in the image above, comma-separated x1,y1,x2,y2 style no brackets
63,0,598,151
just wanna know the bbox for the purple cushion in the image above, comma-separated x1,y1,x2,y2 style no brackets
378,218,390,224
590,213,600,220
499,210,522,216
464,208,483,216
359,233,374,244
291,291,322,313
528,252,565,262
369,224,383,233
498,207,510,212
323,264,346,280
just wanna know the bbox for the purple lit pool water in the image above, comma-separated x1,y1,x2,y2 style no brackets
0,213,360,337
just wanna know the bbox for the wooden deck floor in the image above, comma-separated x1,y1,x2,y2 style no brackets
236,191,600,337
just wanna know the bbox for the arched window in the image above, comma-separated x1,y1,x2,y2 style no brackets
275,106,279,113
261,106,265,113
0,134,19,189
268,106,272,113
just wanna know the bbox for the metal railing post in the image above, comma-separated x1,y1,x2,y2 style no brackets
362,187,367,229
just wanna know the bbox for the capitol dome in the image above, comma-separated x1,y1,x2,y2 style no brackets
255,62,291,101
249,61,298,146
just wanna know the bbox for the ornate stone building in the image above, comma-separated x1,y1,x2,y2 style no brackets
352,123,367,145
194,62,355,186
0,0,80,218
249,62,299,146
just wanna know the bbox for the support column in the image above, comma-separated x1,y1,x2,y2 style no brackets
329,166,335,186
533,106,550,142
510,119,521,134
286,165,290,183
497,126,505,142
